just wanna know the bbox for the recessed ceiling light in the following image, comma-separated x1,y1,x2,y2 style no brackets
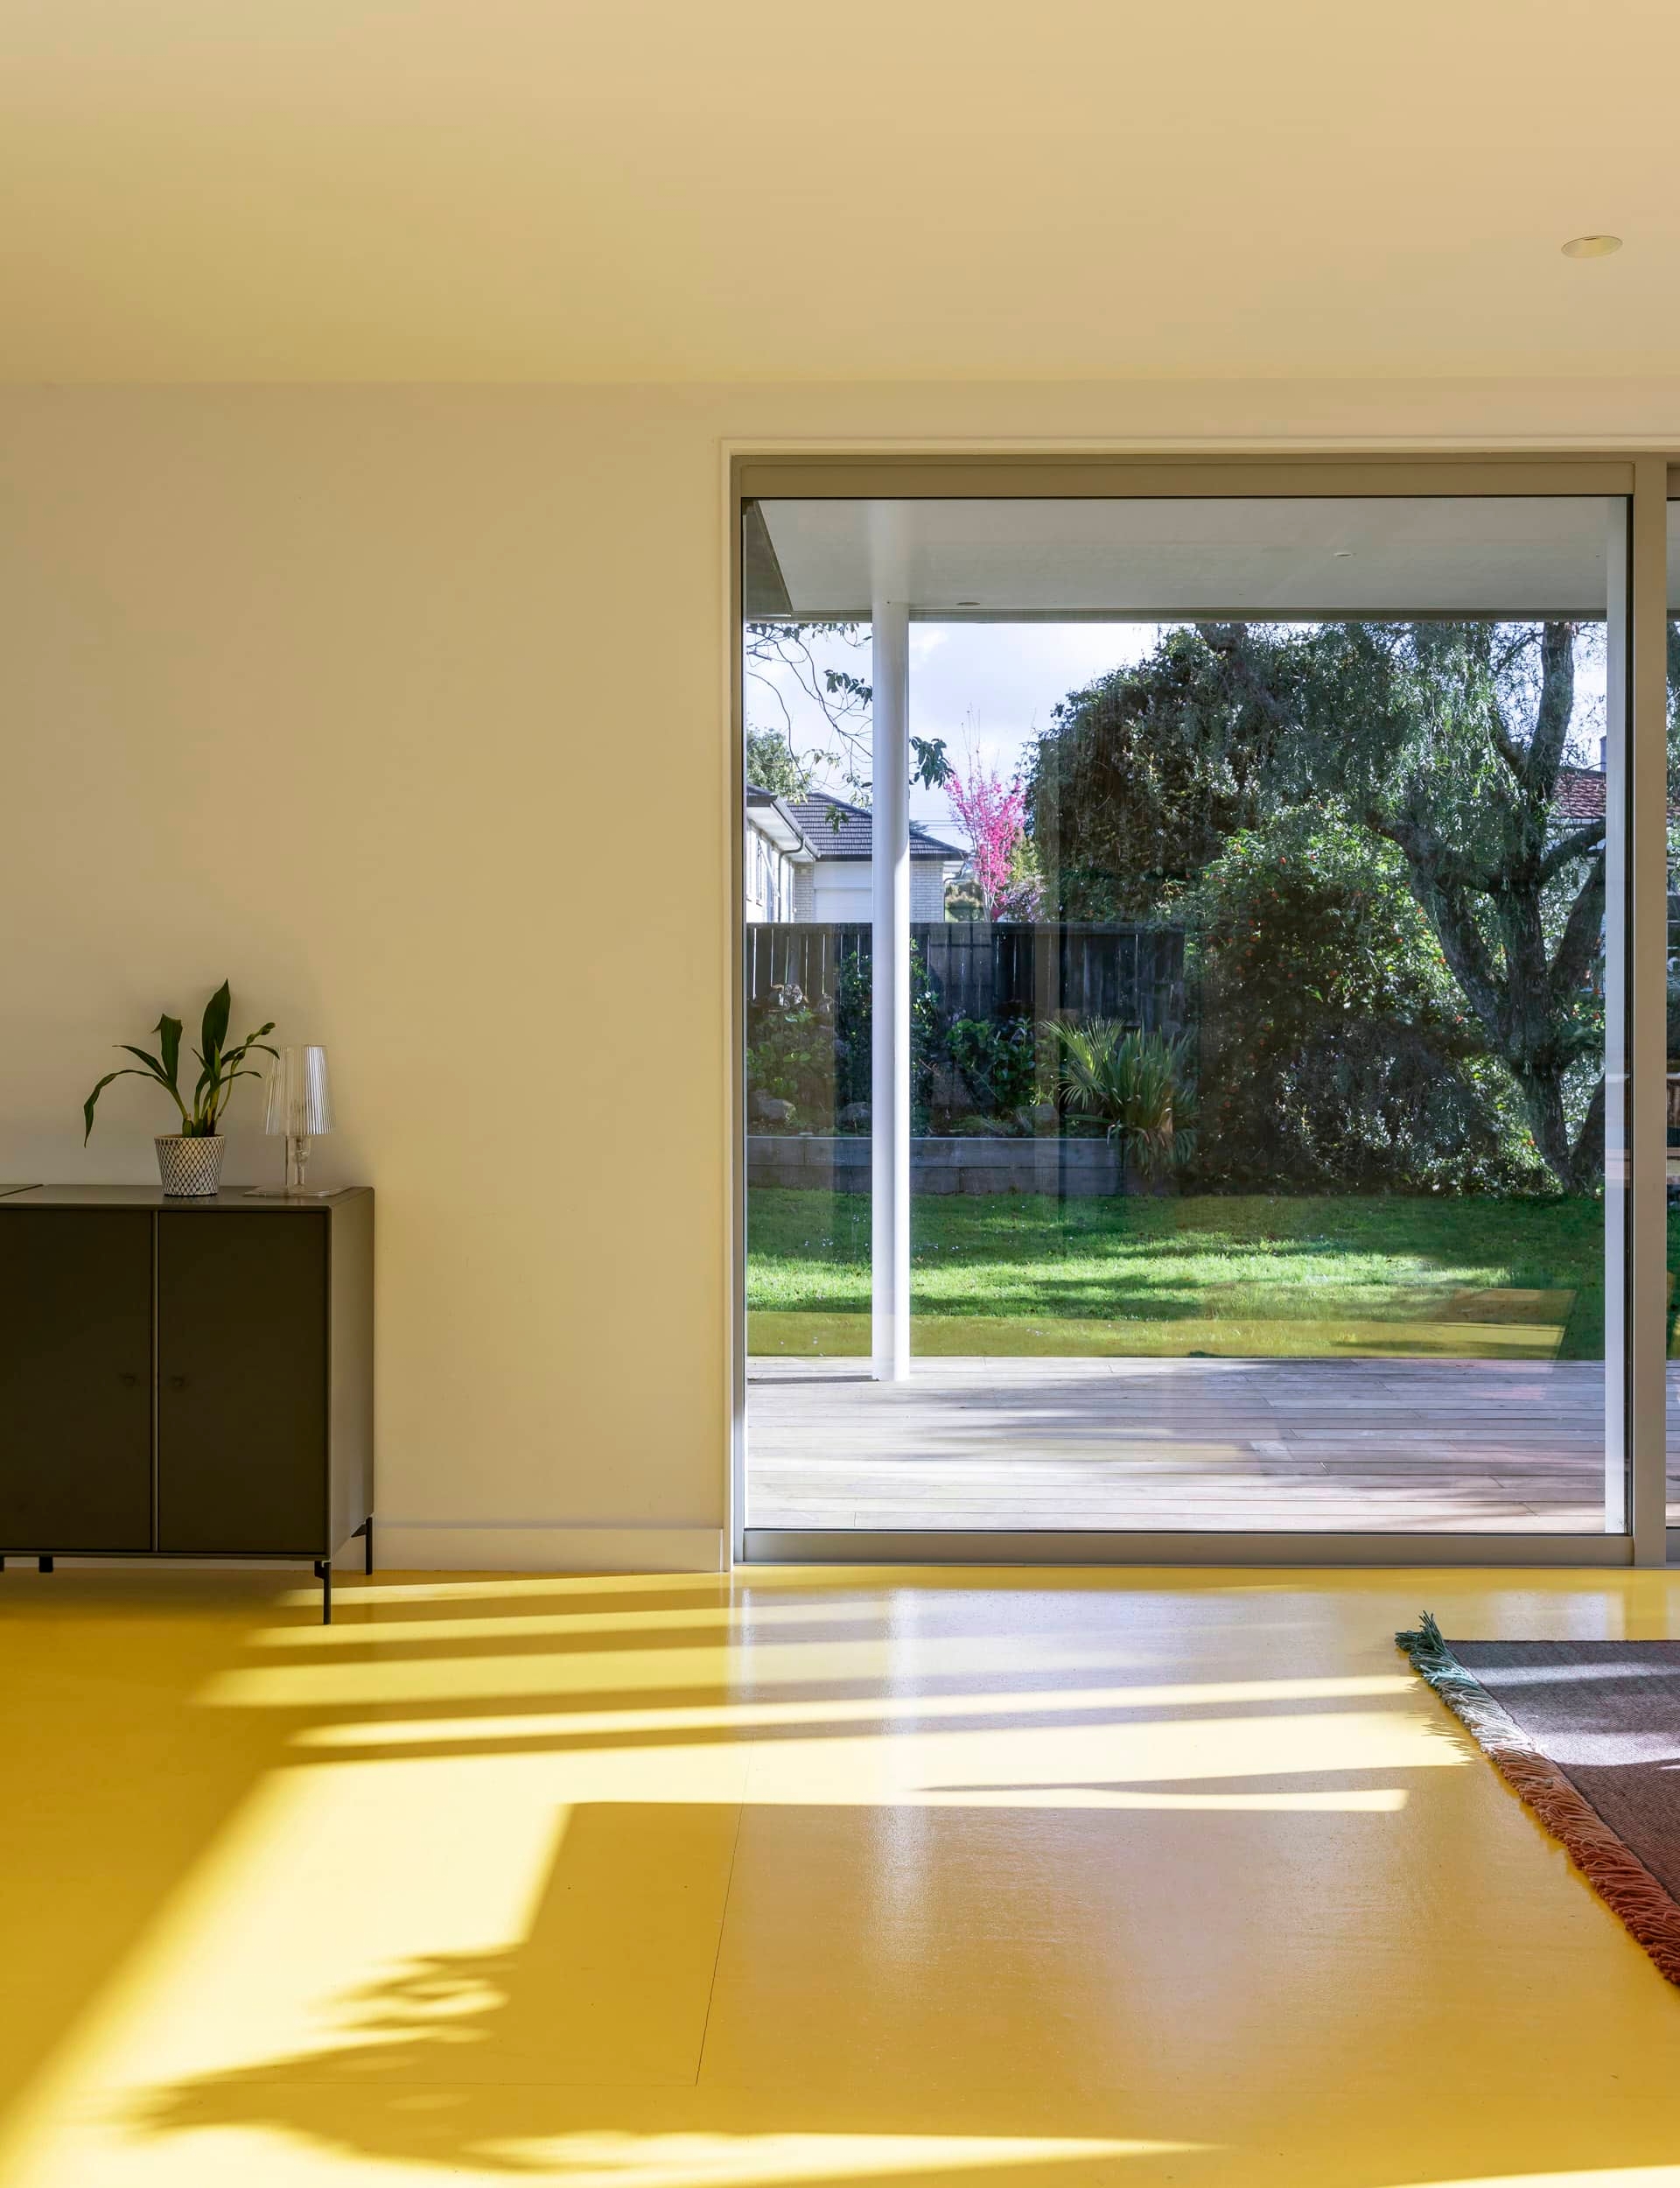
1561,234,1622,259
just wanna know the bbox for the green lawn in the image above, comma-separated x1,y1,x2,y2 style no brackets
747,1189,1622,1361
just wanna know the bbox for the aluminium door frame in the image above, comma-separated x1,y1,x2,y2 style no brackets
726,449,1671,1570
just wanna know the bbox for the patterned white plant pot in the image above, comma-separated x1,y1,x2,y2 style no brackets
155,1134,225,1198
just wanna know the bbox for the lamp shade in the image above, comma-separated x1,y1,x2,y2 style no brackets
263,1046,334,1138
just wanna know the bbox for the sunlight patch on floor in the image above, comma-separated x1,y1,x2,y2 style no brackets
429,2132,1206,2185
0,1769,563,2177
196,1631,1162,1711
1396,2175,1680,2187
255,1599,900,1647
289,1671,1418,1747
6,2125,1200,2187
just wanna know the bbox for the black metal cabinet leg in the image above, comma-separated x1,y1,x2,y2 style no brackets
356,1516,374,1575
38,1555,53,1574
314,1557,332,1624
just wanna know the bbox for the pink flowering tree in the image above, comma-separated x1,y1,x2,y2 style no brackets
947,759,1041,921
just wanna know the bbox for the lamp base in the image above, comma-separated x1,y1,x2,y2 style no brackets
249,1130,334,1197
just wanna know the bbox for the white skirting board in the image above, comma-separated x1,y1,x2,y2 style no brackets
368,1522,726,1573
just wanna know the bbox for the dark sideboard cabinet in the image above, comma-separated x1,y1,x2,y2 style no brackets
0,1187,373,1619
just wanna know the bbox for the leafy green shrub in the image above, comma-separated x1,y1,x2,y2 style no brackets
746,985,840,1129
833,946,943,1131
751,946,944,1134
1189,809,1549,1193
947,1013,1039,1120
832,954,872,1114
1050,1020,1198,1179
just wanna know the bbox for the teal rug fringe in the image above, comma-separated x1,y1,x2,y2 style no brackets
1396,1608,1480,1703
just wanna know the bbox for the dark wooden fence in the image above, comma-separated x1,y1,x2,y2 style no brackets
745,921,1190,1034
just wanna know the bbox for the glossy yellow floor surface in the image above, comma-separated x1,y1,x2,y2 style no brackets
3,1565,1680,2188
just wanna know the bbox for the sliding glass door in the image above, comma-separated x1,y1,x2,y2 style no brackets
741,473,1659,1553
1666,486,1680,1534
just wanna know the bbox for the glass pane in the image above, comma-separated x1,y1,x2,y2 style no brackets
741,621,872,1529
1669,496,1680,1529
745,496,1627,1536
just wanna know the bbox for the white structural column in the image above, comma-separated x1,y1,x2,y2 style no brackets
1602,471,1668,1559
1603,497,1630,1535
1628,459,1670,1562
871,594,912,1381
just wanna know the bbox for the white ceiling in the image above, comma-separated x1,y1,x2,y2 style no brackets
2,1,1677,381
756,497,1635,617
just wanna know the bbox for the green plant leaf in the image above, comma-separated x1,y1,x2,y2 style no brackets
200,981,231,1075
153,1013,182,1093
113,1045,192,1121
911,735,954,790
116,1045,172,1084
82,1067,178,1143
206,1064,267,1123
220,1025,277,1073
83,1070,122,1142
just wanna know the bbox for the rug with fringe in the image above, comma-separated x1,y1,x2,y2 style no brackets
1396,1614,1680,1984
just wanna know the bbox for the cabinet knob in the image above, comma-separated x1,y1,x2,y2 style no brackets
168,1374,187,1391
120,1372,139,1388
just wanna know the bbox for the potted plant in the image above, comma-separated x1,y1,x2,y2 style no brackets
82,982,276,1197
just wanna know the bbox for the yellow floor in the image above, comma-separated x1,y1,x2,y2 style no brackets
3,1564,1680,2186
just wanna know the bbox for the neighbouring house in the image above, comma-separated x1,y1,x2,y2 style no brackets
787,792,965,922
744,786,811,922
744,786,965,922
1552,756,1679,869
1553,757,1680,833
1552,761,1616,828
1552,761,1680,988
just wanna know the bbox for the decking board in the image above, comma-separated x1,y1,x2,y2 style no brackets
746,1355,1675,1533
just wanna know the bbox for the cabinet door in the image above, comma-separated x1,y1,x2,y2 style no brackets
0,1210,152,1550
158,1213,328,1555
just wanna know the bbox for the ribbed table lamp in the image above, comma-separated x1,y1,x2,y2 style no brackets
252,1044,335,1197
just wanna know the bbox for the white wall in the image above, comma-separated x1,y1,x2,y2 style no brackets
743,819,798,923
805,862,951,922
911,863,954,922
1,377,1676,1568
0,387,732,1572
807,864,872,924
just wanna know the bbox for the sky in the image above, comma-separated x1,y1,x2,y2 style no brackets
745,621,1158,843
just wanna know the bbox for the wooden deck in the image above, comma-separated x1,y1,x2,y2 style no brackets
745,1355,1677,1533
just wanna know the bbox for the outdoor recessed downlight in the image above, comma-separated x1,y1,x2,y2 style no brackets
1561,235,1622,258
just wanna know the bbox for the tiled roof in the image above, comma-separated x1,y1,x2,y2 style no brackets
788,791,965,861
1553,766,1680,824
1553,767,1606,821
745,785,814,856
